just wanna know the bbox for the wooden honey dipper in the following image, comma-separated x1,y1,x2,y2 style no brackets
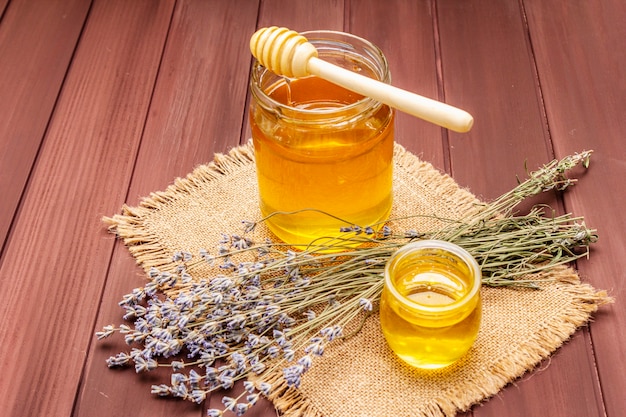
250,26,474,133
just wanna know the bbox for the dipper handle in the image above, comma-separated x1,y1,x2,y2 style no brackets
250,26,474,133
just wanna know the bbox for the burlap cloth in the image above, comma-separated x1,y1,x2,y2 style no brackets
106,142,610,417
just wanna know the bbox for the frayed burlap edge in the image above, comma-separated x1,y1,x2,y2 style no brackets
439,268,612,417
254,266,612,417
392,144,485,220
104,141,612,417
103,142,256,273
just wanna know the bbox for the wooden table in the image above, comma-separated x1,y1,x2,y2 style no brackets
1,1,624,416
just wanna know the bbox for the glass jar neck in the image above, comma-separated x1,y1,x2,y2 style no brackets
250,30,391,124
384,240,482,321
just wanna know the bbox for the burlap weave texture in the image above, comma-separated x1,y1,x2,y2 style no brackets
106,142,608,417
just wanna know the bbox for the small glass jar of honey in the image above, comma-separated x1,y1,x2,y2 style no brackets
249,30,394,247
380,240,482,369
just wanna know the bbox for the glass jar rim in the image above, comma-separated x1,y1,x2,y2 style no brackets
384,240,482,315
250,29,390,117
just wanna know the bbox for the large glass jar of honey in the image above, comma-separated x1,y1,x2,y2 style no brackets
380,240,482,369
249,30,394,247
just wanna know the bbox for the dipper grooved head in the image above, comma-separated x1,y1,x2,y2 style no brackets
250,26,318,78
249,26,474,132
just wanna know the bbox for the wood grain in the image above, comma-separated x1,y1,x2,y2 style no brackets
524,1,626,415
0,0,10,22
437,0,552,200
0,0,90,247
79,1,263,416
348,0,447,172
122,0,261,207
438,1,604,416
0,0,175,415
0,1,623,416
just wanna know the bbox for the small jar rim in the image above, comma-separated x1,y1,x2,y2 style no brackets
250,29,390,117
384,240,482,315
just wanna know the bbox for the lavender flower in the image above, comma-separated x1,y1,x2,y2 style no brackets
222,396,237,411
243,381,255,393
250,361,266,374
218,373,234,390
232,235,253,250
283,364,305,388
359,298,373,312
134,356,158,373
151,384,171,396
405,229,421,238
304,339,324,356
259,382,272,397
297,355,313,370
236,403,250,416
106,352,130,367
199,248,215,265
242,220,256,233
246,393,259,405
190,389,206,404
96,325,115,340
99,151,597,415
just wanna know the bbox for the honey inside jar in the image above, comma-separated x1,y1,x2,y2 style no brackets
249,32,394,247
380,241,482,369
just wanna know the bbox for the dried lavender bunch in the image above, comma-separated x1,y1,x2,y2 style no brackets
97,150,595,416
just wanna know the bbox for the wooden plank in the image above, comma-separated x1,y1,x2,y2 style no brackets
120,0,262,206
76,253,203,417
79,2,262,416
0,0,9,19
437,0,552,200
348,0,447,173
523,1,626,416
256,0,344,32
0,1,620,417
436,1,604,416
0,1,176,416
0,0,90,249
